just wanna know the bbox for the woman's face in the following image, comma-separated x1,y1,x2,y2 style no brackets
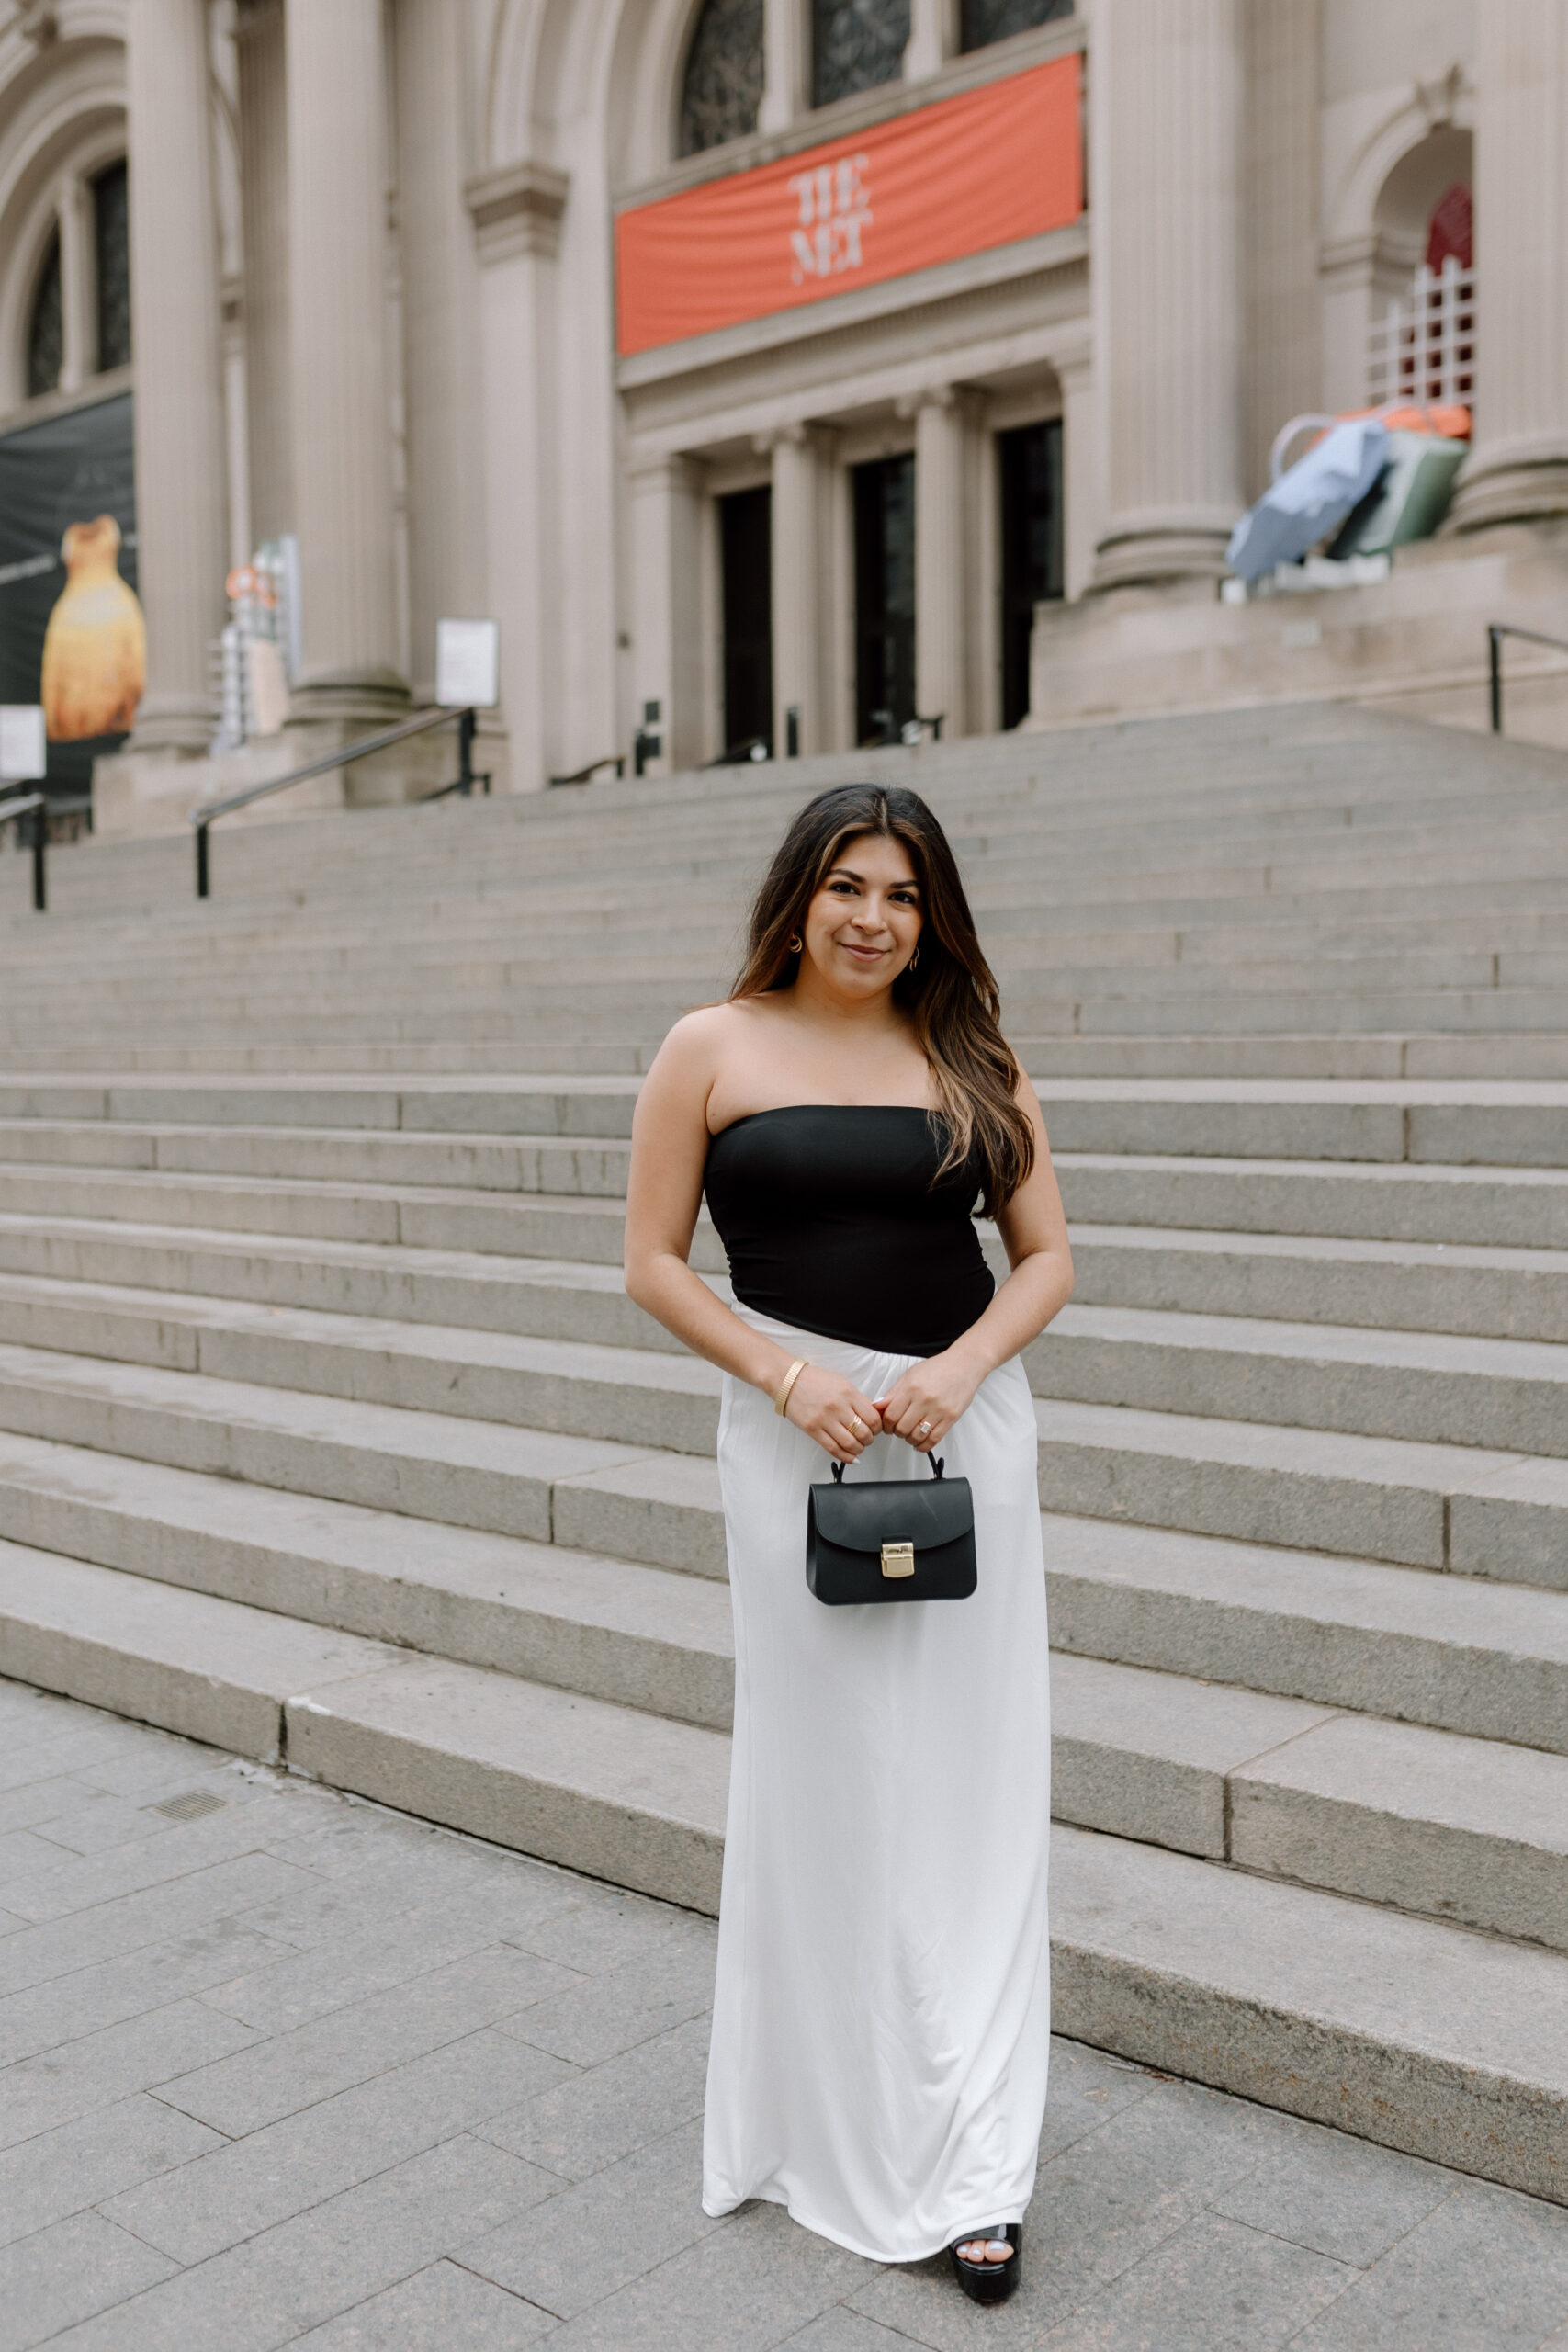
800,831,923,1001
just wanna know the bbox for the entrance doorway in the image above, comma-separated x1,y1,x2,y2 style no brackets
998,419,1063,729
853,454,916,745
719,485,773,756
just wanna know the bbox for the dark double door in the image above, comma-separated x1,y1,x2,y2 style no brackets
719,419,1064,755
852,455,916,745
719,485,773,758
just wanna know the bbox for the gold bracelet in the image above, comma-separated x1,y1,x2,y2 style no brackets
773,1358,807,1417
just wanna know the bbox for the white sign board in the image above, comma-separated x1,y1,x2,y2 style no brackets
435,618,500,709
0,706,46,782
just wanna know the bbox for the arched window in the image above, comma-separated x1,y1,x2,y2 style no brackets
26,228,62,399
679,0,764,157
812,0,908,109
93,158,130,372
960,0,1072,51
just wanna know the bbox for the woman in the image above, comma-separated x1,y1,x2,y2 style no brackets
625,782,1073,2301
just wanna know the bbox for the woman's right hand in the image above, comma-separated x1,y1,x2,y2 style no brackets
781,1364,884,1463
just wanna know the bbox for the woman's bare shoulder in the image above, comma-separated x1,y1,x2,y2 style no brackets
642,1001,769,1093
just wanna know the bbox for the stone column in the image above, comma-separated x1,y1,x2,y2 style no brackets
769,422,831,757
904,0,951,81
1449,0,1568,529
467,161,569,792
1090,0,1246,588
286,0,405,720
760,0,807,131
1240,0,1320,504
912,387,974,737
237,0,291,547
628,454,706,777
57,177,92,393
1055,346,1100,604
125,0,228,752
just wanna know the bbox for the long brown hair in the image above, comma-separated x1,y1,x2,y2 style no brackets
731,784,1034,1215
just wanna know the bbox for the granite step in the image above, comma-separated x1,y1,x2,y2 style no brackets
1033,1302,1568,1455
3,1536,1566,2205
1044,1510,1568,1755
0,1539,729,1910
0,1205,1564,1353
1052,1651,1568,1953
0,1427,735,1728
4,1152,1556,1262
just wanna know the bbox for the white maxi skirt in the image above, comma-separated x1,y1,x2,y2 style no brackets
702,1306,1051,2265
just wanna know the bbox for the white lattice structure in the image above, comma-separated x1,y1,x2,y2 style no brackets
1368,257,1477,410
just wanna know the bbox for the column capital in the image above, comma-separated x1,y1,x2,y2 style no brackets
751,417,828,456
465,161,570,266
895,382,956,421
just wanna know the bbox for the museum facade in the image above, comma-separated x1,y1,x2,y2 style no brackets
1,0,1565,814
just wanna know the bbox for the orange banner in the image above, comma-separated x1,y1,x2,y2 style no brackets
615,55,1082,358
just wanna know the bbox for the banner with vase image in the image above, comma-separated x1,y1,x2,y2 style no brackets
0,390,142,799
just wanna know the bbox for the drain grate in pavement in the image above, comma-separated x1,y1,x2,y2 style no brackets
145,1789,228,1823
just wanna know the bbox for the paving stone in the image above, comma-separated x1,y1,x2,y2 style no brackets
461,2116,718,2320
290,2259,558,2346
165,1944,583,2137
104,2026,575,2265
513,1883,716,1976
1285,2176,1568,2350
49,2133,555,2352
0,1774,115,1838
0,2209,178,2350
0,1849,317,2001
497,1930,716,2068
1211,2120,1457,2267
781,2312,917,2351
0,1992,260,2152
0,2092,222,2249
1035,2043,1158,2163
479,2011,710,2181
1035,2208,1353,2351
197,1890,551,2035
0,1823,81,1874
0,1796,311,1925
852,2076,1283,2347
540,2195,874,2349
0,1910,285,2064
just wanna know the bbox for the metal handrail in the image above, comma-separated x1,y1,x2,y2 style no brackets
548,755,626,788
1488,623,1568,735
703,735,771,768
191,703,484,899
0,791,47,911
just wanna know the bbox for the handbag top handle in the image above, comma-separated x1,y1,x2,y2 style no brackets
831,1455,945,1483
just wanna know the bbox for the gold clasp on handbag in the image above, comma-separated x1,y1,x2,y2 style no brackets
880,1541,915,1579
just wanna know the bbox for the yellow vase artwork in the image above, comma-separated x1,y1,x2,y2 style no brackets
39,514,146,741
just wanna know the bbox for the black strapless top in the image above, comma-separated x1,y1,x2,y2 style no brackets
703,1105,994,1357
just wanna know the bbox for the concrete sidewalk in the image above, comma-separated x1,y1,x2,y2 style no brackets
2,1677,1567,2351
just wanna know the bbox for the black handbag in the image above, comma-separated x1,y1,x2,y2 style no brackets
807,1453,976,1605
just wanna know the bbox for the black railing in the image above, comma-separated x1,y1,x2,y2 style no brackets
703,735,772,768
864,708,946,748
1488,624,1568,736
191,705,488,899
548,755,626,787
0,791,47,911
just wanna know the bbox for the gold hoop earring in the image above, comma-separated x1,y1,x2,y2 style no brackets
788,933,803,954
908,945,920,973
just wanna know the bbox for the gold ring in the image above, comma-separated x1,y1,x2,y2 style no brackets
917,1419,933,1436
849,1414,865,1436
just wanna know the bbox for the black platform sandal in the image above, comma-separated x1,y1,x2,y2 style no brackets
950,2222,1021,2304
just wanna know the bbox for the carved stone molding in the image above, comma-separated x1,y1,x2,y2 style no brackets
465,160,570,264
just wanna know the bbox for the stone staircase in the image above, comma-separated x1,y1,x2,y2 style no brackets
2,700,1567,2207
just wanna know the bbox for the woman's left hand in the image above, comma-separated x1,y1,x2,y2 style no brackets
874,1350,984,1453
